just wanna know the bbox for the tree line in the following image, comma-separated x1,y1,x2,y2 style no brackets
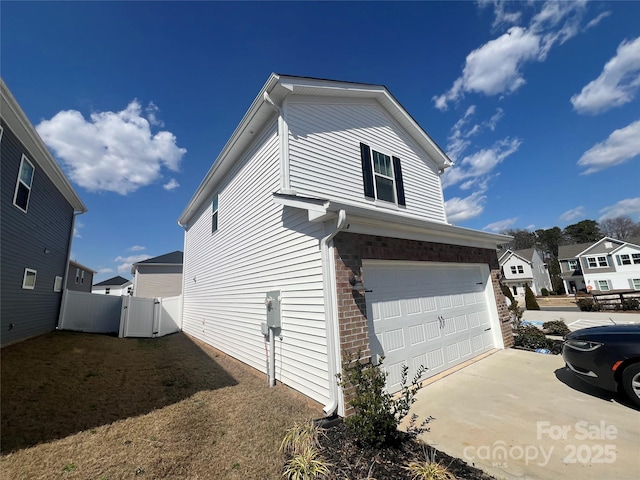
499,216,640,294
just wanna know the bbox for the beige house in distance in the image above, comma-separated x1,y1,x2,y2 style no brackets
131,251,183,299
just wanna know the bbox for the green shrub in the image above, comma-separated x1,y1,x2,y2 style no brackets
337,352,432,448
576,298,600,311
542,320,570,336
514,325,552,350
541,288,549,296
502,284,515,303
524,284,540,310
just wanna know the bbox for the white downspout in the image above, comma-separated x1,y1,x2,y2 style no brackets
320,209,347,416
57,211,82,329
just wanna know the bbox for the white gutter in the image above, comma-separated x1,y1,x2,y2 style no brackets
320,209,347,416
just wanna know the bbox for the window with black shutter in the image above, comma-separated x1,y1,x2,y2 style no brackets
359,142,406,206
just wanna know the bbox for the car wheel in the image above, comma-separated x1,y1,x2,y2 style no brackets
621,363,640,408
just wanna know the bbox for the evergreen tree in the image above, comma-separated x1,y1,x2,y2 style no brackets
524,284,540,310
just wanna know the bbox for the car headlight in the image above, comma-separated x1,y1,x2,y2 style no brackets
564,339,603,352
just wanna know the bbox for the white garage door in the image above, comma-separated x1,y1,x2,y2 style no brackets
364,261,497,393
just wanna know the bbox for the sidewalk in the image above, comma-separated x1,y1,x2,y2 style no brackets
521,310,640,331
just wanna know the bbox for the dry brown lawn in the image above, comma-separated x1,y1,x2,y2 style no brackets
1,331,321,479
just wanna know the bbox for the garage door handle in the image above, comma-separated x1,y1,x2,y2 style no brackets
484,327,491,331
438,316,445,329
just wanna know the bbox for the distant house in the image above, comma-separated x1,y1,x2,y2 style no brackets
131,251,183,299
66,260,96,293
558,237,640,293
498,248,552,298
92,276,132,296
1,78,87,347
178,74,512,416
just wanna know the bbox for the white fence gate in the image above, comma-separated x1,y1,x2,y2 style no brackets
58,290,182,338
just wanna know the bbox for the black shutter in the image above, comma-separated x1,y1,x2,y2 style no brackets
360,143,375,199
392,156,406,206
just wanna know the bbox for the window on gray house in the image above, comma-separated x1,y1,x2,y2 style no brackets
14,155,35,212
22,268,37,289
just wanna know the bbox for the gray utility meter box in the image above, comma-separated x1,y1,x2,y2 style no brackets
265,290,281,328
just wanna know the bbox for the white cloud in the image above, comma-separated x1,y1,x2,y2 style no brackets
445,190,487,223
434,1,587,110
599,198,640,221
577,120,640,174
98,267,114,275
36,100,186,195
484,217,518,232
73,221,84,238
145,101,165,127
129,245,146,252
115,254,151,275
585,11,611,30
445,107,504,163
571,36,640,114
163,178,180,191
442,137,520,189
559,206,585,222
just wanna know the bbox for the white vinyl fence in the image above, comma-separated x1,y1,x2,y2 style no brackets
58,290,182,338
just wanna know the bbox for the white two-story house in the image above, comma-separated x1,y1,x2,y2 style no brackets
498,248,552,298
178,74,513,417
558,237,640,294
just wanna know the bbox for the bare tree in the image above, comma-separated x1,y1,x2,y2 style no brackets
599,216,640,240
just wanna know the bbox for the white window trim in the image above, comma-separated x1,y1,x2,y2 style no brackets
510,266,517,274
632,253,640,265
54,276,63,292
22,268,37,289
75,267,80,284
586,256,608,268
212,194,219,233
81,270,85,284
0,125,4,142
517,265,524,274
567,259,578,270
105,287,111,295
632,278,640,290
617,254,631,266
371,148,398,205
597,280,610,291
13,155,35,213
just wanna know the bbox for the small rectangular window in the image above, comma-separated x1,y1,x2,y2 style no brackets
75,268,80,284
14,155,35,212
617,255,631,265
632,254,640,265
81,271,85,284
510,266,517,274
597,280,610,291
597,256,608,267
105,287,110,295
212,194,219,233
22,268,37,289
517,265,524,274
360,143,406,206
632,279,640,290
54,276,63,292
568,260,578,270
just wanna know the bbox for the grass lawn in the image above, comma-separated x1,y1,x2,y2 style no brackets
1,331,321,479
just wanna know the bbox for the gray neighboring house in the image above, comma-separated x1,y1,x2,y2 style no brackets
131,251,183,299
1,78,87,347
66,260,96,293
92,276,133,296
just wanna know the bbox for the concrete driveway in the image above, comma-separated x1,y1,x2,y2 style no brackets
408,349,640,480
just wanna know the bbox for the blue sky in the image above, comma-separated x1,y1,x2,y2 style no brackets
3,1,639,282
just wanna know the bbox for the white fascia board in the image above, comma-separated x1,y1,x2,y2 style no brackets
273,193,512,250
610,241,640,255
1,79,87,213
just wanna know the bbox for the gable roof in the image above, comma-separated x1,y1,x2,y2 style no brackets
558,242,596,260
93,276,131,287
1,78,86,213
178,74,454,226
135,251,183,265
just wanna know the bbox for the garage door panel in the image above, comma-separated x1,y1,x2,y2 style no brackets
409,324,425,345
365,262,497,394
384,328,404,352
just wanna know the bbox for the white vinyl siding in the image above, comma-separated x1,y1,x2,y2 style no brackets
286,99,446,222
182,120,331,405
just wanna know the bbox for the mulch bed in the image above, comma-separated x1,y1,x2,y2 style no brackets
318,421,495,480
